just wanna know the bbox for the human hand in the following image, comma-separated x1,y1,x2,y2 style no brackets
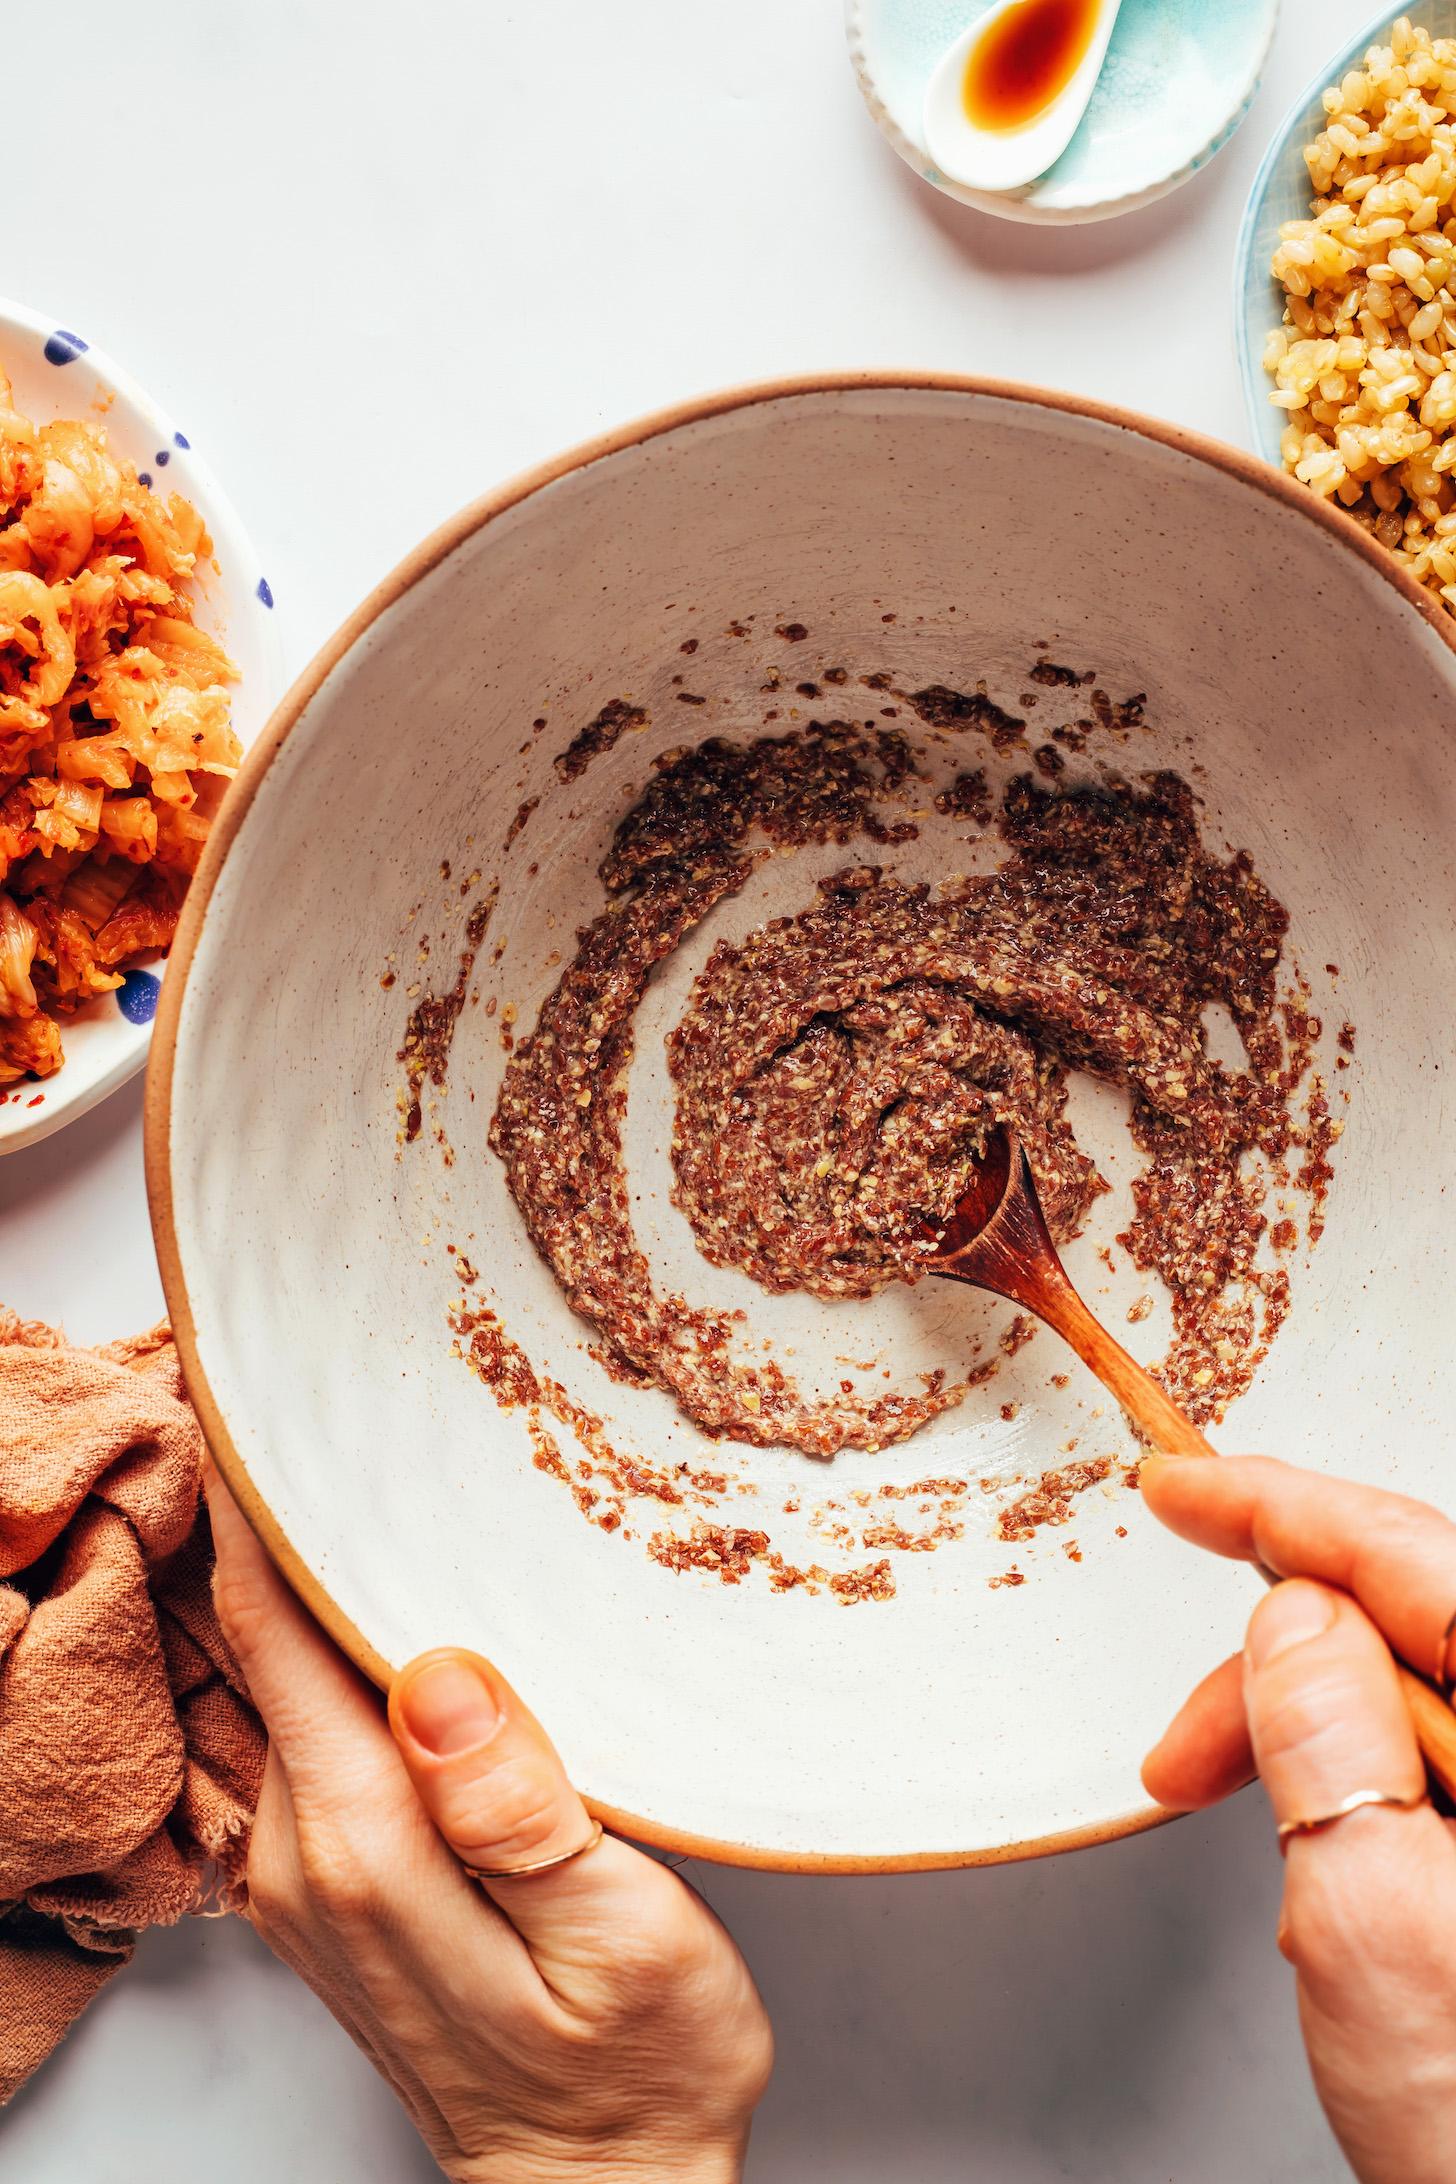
206,1469,772,2184
1141,1452,1456,2184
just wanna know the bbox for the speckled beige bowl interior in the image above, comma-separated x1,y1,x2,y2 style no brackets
149,380,1456,1870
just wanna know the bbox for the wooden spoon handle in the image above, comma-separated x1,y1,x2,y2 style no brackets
1029,1269,1216,1458
1034,1269,1456,1799
1396,1670,1456,1806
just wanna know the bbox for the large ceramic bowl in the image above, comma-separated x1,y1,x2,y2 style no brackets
0,296,281,1153
148,378,1456,1870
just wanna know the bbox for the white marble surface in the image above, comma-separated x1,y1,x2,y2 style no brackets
0,0,1377,2174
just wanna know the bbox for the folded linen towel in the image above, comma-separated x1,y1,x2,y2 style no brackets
0,1309,265,2103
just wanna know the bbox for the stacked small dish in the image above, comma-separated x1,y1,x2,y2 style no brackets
849,0,1281,224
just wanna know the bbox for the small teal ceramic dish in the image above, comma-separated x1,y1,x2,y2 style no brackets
1235,2,1456,461
848,0,1281,223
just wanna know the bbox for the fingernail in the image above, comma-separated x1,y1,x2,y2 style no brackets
396,1653,501,1756
1246,1580,1337,1670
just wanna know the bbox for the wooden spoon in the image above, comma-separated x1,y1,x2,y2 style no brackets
924,1122,1210,1459
923,1122,1456,1801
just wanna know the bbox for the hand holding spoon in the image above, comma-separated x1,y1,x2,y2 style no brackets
923,1123,1456,1800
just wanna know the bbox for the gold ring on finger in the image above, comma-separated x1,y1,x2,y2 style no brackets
1276,1787,1428,1855
464,1819,606,1882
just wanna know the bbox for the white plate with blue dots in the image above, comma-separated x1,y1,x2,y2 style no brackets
848,0,1281,223
0,295,283,1155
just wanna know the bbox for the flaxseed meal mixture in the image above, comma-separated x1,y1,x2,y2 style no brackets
398,643,1343,1601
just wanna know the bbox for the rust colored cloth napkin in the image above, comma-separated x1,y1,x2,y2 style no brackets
0,1309,266,2104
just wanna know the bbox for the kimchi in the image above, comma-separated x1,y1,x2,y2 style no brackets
0,370,240,1082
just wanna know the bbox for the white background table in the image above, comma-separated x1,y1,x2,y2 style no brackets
1,2,1381,2174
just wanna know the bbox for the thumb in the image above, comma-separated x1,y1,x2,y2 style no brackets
1242,1581,1456,2182
1243,1578,1427,1845
389,1647,593,1877
387,1647,682,1981
1244,1580,1454,2001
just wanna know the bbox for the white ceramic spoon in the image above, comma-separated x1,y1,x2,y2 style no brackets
923,0,1125,193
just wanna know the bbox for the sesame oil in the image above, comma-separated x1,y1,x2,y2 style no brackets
961,0,1103,134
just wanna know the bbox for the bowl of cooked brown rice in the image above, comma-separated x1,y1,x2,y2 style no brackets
1238,10,1456,613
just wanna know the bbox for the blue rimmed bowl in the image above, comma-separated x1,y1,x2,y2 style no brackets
0,296,282,1155
849,0,1281,224
1235,3,1456,458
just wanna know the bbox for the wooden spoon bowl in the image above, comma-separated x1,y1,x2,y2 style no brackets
923,1123,1212,1458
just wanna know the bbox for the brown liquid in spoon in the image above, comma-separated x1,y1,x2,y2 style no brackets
961,0,1103,133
